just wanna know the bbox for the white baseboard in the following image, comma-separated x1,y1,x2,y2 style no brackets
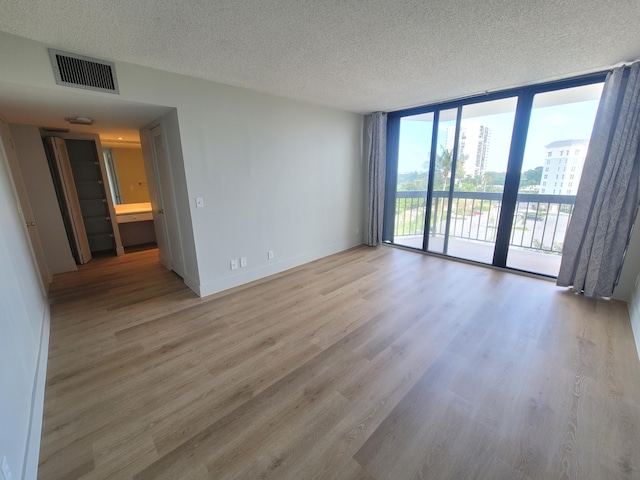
182,272,202,297
198,241,361,298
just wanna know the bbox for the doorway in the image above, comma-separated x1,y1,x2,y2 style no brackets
44,136,119,263
0,81,191,290
102,144,157,253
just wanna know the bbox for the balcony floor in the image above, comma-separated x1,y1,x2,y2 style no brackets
393,235,562,277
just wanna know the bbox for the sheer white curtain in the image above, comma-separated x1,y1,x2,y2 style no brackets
557,62,640,297
364,112,387,246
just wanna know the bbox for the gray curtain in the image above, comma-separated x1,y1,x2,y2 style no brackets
364,112,387,246
557,62,640,297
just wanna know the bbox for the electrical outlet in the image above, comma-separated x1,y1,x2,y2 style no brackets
240,257,247,267
1,456,13,480
230,259,238,270
268,250,274,260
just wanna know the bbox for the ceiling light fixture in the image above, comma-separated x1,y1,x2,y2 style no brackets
65,116,94,125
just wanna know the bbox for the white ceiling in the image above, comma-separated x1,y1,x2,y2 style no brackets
0,0,639,125
0,83,172,144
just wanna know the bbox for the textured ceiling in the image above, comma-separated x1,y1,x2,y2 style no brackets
0,0,639,114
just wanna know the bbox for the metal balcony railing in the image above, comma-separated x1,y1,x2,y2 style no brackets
393,191,576,254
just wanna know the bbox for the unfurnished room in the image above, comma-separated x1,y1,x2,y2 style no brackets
1,1,640,479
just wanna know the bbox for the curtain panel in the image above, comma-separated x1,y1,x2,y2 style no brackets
557,62,640,297
364,112,387,246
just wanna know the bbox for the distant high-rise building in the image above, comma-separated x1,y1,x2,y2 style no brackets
446,123,491,177
539,139,588,195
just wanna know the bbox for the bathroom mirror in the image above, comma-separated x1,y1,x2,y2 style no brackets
103,147,151,205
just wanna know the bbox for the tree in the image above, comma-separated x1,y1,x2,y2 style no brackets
477,171,506,193
397,171,428,191
427,146,467,191
483,171,506,186
459,174,483,192
520,166,543,188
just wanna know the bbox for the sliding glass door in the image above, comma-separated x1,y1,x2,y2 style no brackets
384,76,605,277
506,83,604,275
445,98,517,263
393,112,433,249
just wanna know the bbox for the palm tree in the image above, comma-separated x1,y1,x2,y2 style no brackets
425,145,466,190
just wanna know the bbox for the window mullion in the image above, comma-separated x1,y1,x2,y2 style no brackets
422,110,440,251
443,107,463,255
492,92,534,267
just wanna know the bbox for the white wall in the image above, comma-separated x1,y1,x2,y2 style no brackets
10,124,77,274
627,273,640,362
0,32,363,475
0,122,50,480
128,67,364,296
0,34,364,474
0,32,365,296
171,94,364,296
614,219,640,359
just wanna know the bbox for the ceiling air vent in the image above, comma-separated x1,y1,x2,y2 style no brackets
49,49,119,94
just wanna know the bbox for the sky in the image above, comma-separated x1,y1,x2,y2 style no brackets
397,95,601,175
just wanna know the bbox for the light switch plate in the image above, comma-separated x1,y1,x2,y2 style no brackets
196,197,204,208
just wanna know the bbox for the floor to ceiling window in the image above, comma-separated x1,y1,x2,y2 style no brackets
383,76,605,277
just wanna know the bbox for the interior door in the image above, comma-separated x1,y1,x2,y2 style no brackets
0,119,51,290
148,124,173,270
45,137,92,264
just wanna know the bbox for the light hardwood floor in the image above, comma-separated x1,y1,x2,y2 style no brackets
39,246,640,479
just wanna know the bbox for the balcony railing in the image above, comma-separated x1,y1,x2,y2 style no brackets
393,190,576,254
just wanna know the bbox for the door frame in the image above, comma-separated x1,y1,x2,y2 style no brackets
140,115,186,278
142,121,172,270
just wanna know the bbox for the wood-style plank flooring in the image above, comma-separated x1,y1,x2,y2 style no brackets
39,246,640,479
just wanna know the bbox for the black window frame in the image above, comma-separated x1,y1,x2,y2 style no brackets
382,71,607,272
